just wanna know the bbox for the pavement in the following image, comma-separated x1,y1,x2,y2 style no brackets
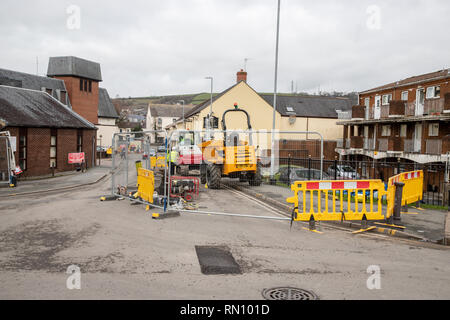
0,154,449,299
0,174,449,300
0,159,112,197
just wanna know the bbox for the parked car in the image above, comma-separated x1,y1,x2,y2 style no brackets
327,164,360,180
157,145,166,153
280,167,330,184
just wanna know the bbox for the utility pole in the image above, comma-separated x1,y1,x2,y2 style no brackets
270,0,281,181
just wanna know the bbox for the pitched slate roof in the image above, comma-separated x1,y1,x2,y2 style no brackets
360,68,450,94
149,104,194,118
98,88,118,119
47,56,102,81
0,85,96,129
0,68,68,103
183,82,241,119
260,94,353,118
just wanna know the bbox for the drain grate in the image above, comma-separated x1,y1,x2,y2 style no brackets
262,287,319,300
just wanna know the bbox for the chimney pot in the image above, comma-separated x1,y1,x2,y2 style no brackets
237,69,247,83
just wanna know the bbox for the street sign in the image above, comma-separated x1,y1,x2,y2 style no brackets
68,152,85,164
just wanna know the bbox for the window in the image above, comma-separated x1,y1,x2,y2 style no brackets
45,88,53,96
77,129,83,152
50,129,57,168
428,123,439,137
286,106,294,112
401,91,408,101
426,86,440,99
382,94,392,105
80,79,83,91
88,80,92,92
84,80,88,92
203,116,219,129
60,91,67,105
400,124,407,137
381,125,391,137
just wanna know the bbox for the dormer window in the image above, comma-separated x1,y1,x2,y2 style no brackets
286,106,294,112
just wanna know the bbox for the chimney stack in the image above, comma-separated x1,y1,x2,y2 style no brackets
237,69,247,83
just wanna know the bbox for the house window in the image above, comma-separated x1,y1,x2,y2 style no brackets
400,124,407,137
60,91,67,105
77,129,83,152
80,79,83,91
203,116,219,129
382,94,392,105
84,80,88,92
426,86,440,99
46,88,53,96
50,129,57,168
286,106,294,112
381,125,391,137
428,123,439,137
401,91,408,101
19,128,27,171
88,80,92,92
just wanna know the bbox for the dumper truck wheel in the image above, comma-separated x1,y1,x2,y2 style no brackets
207,164,221,189
248,163,262,186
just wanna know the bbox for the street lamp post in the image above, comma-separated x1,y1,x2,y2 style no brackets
205,76,213,139
270,0,281,182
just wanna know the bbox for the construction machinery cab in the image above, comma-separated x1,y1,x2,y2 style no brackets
200,103,262,189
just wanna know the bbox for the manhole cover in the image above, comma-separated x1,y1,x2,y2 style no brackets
262,287,319,300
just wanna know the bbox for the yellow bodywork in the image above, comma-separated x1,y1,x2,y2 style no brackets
200,139,257,175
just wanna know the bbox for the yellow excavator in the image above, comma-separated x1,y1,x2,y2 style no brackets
199,103,262,189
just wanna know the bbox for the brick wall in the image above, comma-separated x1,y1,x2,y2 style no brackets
5,126,96,177
53,76,99,125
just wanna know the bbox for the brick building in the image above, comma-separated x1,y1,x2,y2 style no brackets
0,86,97,177
47,56,119,147
336,68,450,204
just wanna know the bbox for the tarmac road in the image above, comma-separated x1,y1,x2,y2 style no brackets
0,173,449,300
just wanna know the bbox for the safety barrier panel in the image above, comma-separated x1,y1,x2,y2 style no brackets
135,168,155,203
387,170,423,215
150,156,166,168
287,180,388,223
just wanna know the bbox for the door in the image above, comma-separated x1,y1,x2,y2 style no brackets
415,88,424,116
364,126,369,149
374,96,381,119
364,98,370,119
413,123,422,152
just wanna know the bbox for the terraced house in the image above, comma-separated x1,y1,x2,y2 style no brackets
336,69,450,205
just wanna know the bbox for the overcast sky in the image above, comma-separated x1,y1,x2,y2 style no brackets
1,0,449,98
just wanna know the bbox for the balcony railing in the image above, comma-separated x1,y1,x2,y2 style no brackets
404,139,415,153
351,105,365,119
380,105,389,119
426,139,442,155
424,98,445,115
350,136,364,149
378,139,388,152
337,111,352,120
